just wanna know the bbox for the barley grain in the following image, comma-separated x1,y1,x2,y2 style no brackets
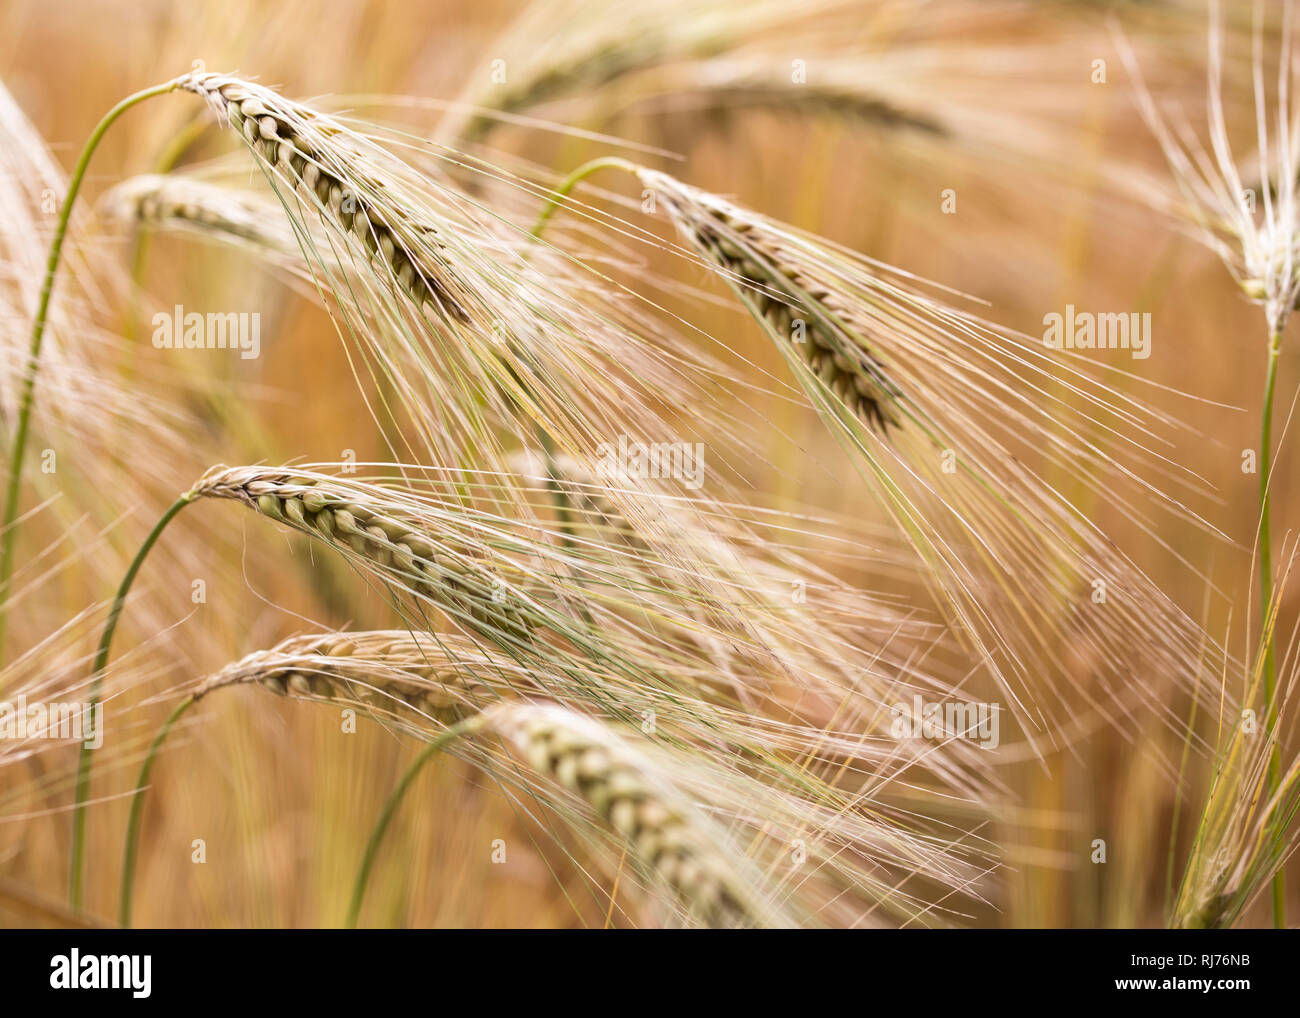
480,701,780,927
100,173,289,248
176,72,469,323
195,630,522,730
637,168,901,430
192,466,536,647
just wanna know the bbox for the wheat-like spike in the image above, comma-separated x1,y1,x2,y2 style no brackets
1170,577,1300,930
193,631,523,732
99,173,289,248
441,0,884,146
637,168,901,431
456,37,670,146
569,163,1228,755
443,0,741,145
691,83,945,136
175,72,469,324
191,466,536,647
478,701,785,928
643,59,948,137
99,172,345,304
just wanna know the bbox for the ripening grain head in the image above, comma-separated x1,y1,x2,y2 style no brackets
1119,4,1300,336
476,700,790,927
193,630,526,733
589,163,1232,756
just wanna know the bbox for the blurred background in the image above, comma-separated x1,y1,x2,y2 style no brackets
0,0,1293,927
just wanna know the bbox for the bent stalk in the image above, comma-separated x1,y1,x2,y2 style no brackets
0,80,180,664
119,694,196,928
346,720,475,928
70,492,194,909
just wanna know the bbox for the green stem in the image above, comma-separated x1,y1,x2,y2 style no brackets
70,492,194,909
1165,689,1201,923
346,721,474,928
1258,329,1284,929
529,156,636,241
0,80,180,664
119,694,196,927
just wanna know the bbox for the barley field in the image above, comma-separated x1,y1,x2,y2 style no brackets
0,0,1297,930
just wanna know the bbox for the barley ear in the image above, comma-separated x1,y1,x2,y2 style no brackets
479,702,788,928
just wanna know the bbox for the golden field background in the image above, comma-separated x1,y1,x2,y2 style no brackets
0,0,1294,927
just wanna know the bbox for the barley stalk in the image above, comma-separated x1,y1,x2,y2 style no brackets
101,173,291,248
630,60,948,137
168,73,644,516
192,465,536,647
0,79,182,673
122,631,523,927
88,463,544,916
1122,9,1299,927
456,36,673,145
443,0,890,146
443,0,735,145
529,156,901,431
193,630,517,729
685,84,945,135
637,167,901,430
176,72,470,324
1169,575,1300,929
478,701,783,927
100,464,998,928
100,173,341,300
534,158,1235,766
127,649,787,929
